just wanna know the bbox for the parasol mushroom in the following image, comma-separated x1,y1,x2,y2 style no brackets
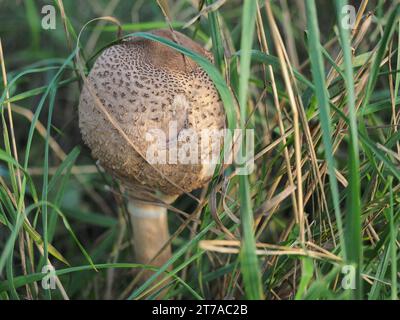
78,29,225,287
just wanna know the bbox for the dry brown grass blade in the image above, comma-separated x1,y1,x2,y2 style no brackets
265,2,330,243
255,3,299,227
56,0,73,52
210,187,237,240
326,12,373,85
156,0,172,21
0,40,21,192
261,2,332,230
278,0,300,68
253,128,294,163
377,143,400,164
0,38,32,299
265,1,305,244
85,0,121,55
221,178,240,224
199,240,341,262
254,185,296,218
268,3,376,249
354,0,370,34
183,0,227,29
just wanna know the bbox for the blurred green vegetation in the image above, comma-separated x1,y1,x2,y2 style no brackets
0,0,399,300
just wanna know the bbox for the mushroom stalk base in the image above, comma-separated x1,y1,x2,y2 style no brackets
128,199,172,284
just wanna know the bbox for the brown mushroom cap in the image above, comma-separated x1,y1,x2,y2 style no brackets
78,29,225,198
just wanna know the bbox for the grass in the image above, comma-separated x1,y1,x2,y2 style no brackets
0,0,399,300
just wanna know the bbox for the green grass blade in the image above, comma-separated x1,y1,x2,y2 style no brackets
41,86,57,299
388,176,398,300
295,258,314,299
3,77,76,104
206,0,224,70
305,0,346,262
24,0,41,50
237,0,263,300
335,0,362,299
101,21,184,32
368,245,391,299
23,51,76,170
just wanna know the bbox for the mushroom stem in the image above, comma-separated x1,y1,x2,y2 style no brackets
128,199,172,282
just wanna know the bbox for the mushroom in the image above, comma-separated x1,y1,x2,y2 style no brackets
78,29,225,286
